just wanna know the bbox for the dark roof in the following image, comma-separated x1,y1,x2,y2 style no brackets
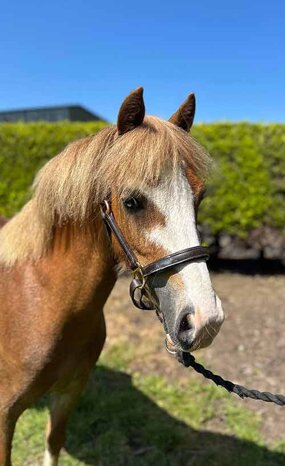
0,105,106,123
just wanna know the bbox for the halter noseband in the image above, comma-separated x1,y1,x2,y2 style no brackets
100,200,210,311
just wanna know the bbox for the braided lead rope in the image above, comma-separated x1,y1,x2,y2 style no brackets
176,351,285,406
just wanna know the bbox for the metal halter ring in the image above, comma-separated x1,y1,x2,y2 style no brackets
100,199,111,216
165,337,178,355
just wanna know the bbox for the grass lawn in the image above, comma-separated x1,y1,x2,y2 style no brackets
12,342,285,466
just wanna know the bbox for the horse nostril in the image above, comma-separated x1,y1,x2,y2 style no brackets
175,309,195,349
179,314,193,333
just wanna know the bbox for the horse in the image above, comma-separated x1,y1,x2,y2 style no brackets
0,87,224,466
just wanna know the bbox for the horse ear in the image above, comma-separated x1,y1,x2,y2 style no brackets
117,87,145,135
169,93,196,132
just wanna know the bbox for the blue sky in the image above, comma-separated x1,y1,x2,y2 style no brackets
0,1,284,123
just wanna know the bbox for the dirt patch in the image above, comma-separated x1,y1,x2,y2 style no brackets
103,272,285,443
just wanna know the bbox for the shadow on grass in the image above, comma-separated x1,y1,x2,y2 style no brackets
42,365,285,466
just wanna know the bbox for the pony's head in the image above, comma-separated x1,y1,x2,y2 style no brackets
104,88,224,352
2,87,224,352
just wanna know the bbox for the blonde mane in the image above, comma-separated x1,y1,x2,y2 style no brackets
0,116,210,266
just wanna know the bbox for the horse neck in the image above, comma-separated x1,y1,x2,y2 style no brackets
37,217,117,314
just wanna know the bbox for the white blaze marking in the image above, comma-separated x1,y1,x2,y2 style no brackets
144,167,223,333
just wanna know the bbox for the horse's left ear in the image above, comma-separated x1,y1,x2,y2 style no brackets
117,87,145,135
169,93,196,132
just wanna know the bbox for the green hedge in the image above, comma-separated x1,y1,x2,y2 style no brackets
192,123,285,237
0,122,284,238
0,121,107,217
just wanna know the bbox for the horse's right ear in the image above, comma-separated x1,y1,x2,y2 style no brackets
117,87,145,135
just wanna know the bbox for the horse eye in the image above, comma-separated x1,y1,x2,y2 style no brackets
123,197,143,212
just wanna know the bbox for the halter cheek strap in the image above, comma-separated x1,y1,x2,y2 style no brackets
100,200,139,270
100,200,210,311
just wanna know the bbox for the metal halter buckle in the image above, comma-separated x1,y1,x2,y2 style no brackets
131,265,146,289
130,266,157,311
